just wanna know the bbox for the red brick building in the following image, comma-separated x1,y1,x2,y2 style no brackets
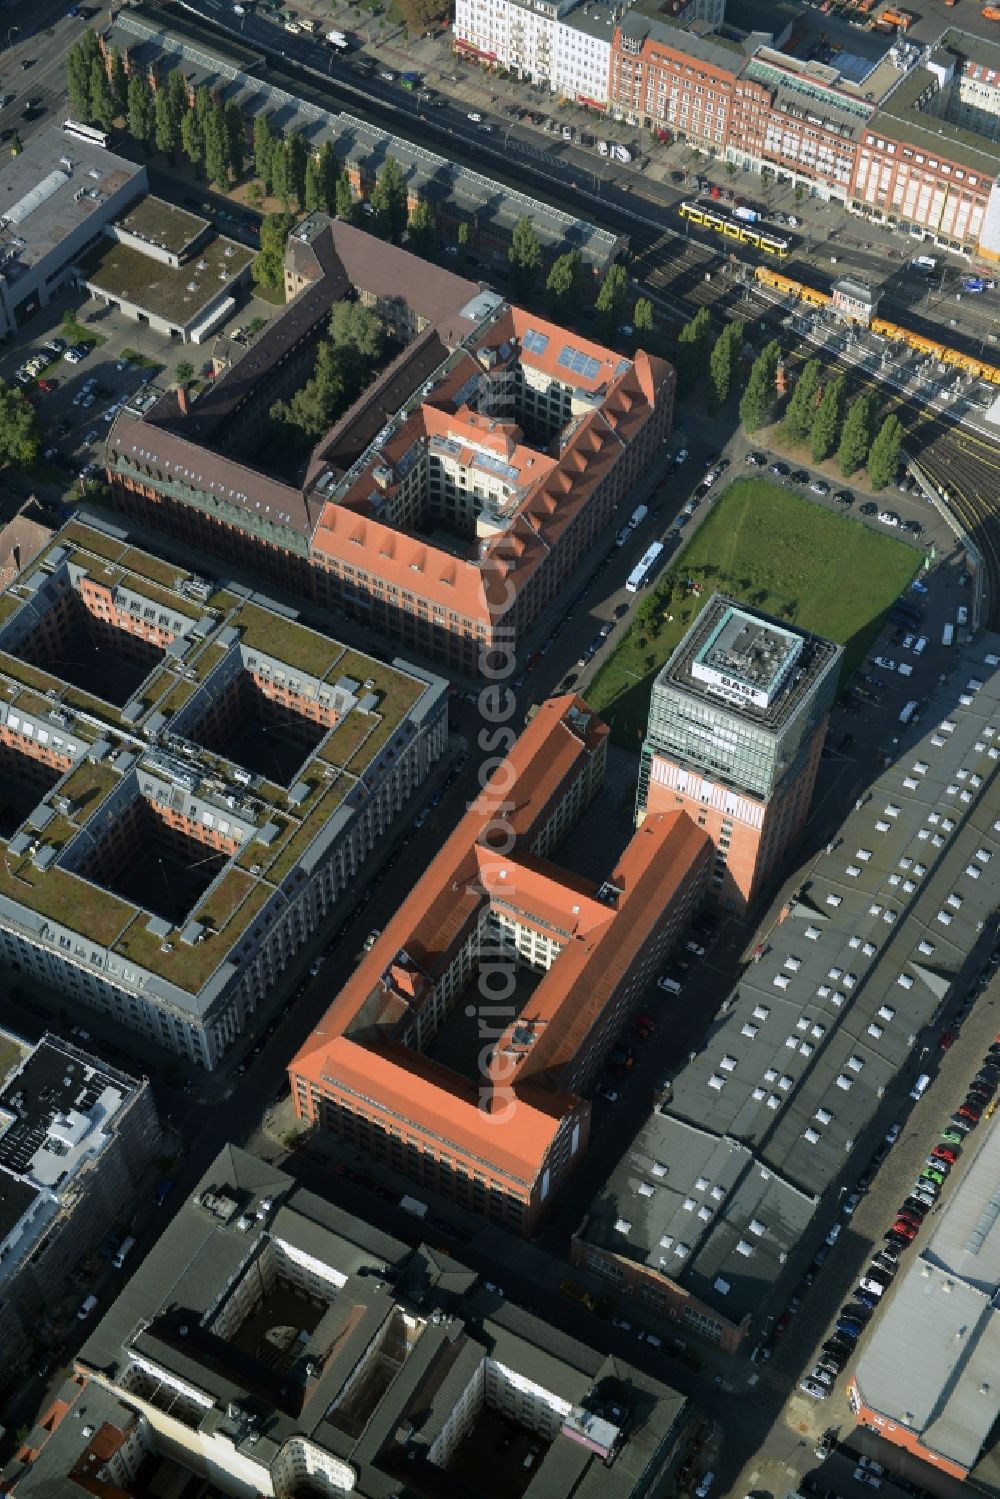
290,695,711,1235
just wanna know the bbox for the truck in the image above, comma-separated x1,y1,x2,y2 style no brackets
629,504,648,529
733,205,761,223
400,1195,429,1219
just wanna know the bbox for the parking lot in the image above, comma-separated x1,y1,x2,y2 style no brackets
0,285,274,511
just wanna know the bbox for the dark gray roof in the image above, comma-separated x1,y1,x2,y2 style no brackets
74,1145,689,1499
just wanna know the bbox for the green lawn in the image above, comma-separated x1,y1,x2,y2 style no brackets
589,479,921,749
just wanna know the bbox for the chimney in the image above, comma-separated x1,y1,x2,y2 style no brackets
176,385,189,416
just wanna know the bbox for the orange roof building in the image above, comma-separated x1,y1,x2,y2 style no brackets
290,695,711,1235
107,218,675,675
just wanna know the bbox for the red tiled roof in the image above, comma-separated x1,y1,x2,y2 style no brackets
290,697,707,1185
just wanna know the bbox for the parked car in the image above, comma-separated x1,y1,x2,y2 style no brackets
835,1315,863,1338
800,1378,830,1400
930,1145,958,1165
810,479,831,494
833,489,854,506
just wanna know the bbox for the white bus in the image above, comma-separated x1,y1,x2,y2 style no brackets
626,541,664,593
63,120,110,148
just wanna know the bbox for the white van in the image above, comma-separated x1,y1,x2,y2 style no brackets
942,623,954,647
657,975,682,994
911,255,938,272
898,700,919,724
77,1294,98,1320
957,605,969,627
910,1072,932,1101
113,1236,136,1269
897,661,913,677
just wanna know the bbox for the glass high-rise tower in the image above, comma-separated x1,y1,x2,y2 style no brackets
637,596,842,911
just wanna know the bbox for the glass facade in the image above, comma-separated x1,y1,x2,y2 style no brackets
636,598,842,811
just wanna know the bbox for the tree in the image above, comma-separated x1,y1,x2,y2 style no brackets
110,47,128,119
370,156,409,244
0,382,41,469
508,215,542,298
253,211,295,290
707,321,740,411
66,33,102,121
329,300,383,385
270,140,291,208
271,338,346,439
399,0,448,32
126,73,156,151
181,106,204,175
837,390,876,477
335,170,356,222
595,263,628,340
545,250,582,316
407,196,437,259
739,338,781,434
456,220,469,268
287,132,308,211
166,69,190,142
780,357,821,445
674,306,711,397
317,142,339,214
810,373,845,464
304,154,324,214
225,100,246,179
867,413,904,492
633,296,654,337
89,57,116,132
194,84,214,131
155,80,180,160
175,359,195,385
203,100,230,188
253,114,276,195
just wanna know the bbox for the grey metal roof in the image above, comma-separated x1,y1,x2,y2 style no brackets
583,633,1000,1329
581,1113,816,1324
924,1113,1000,1295
853,1257,1000,1472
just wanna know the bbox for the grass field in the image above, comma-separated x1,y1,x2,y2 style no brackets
589,479,921,749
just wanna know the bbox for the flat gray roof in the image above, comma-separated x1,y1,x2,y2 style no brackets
0,127,144,283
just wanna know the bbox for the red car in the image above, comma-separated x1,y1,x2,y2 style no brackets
939,1030,954,1051
891,1220,918,1241
931,1145,958,1164
959,1104,982,1122
895,1209,923,1229
37,377,56,394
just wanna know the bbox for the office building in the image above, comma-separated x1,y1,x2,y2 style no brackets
609,6,740,148
2,1144,694,1497
576,633,1000,1351
849,1111,1000,1482
291,695,711,1236
107,218,675,674
0,518,446,1068
0,1030,161,1368
636,595,842,912
0,127,146,338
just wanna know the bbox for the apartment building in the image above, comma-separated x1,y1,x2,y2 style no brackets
291,695,711,1237
0,1030,161,1368
0,1145,692,1499
0,519,445,1068
609,8,741,146
108,218,674,675
636,596,842,914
